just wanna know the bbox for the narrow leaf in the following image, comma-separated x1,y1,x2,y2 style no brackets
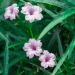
56,32,63,56
51,37,75,75
3,37,9,75
30,0,68,9
38,8,75,39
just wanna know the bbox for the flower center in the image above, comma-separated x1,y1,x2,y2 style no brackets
29,8,34,15
31,45,36,50
45,56,50,62
10,7,14,14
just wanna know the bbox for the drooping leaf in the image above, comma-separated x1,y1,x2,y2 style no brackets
3,36,9,75
38,8,75,39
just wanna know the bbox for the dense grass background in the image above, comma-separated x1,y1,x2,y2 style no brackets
0,0,75,75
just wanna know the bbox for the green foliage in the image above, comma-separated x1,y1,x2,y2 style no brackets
38,8,75,39
30,0,68,9
0,0,75,75
51,36,75,75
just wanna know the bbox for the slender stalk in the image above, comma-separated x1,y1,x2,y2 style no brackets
3,35,9,75
29,25,34,38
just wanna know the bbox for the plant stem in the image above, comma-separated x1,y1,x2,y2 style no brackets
29,25,34,38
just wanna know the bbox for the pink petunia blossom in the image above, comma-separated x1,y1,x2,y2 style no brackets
23,39,42,59
21,2,43,23
39,50,56,68
4,3,19,20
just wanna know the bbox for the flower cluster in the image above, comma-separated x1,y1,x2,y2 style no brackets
4,2,43,22
23,38,56,69
4,2,56,69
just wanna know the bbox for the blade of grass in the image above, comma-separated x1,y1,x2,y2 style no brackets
3,36,9,75
56,32,63,56
47,29,60,49
9,41,25,49
7,32,25,41
68,37,75,59
39,4,56,18
43,7,56,18
67,0,75,5
30,0,68,9
0,33,9,75
0,32,7,41
38,8,75,39
51,36,75,75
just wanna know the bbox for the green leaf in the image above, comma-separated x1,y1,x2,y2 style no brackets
3,36,9,75
47,30,58,49
0,32,7,41
67,0,75,5
38,8,75,39
39,4,56,18
68,38,75,59
9,39,26,49
30,0,68,8
56,32,63,56
51,37,75,75
0,33,9,75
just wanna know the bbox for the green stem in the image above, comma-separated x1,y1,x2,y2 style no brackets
29,25,34,38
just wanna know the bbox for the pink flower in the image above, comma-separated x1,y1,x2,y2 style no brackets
4,3,19,20
39,50,56,68
23,39,42,59
21,2,43,23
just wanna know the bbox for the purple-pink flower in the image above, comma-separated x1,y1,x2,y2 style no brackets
4,3,19,20
23,39,42,59
39,50,56,68
21,2,43,23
